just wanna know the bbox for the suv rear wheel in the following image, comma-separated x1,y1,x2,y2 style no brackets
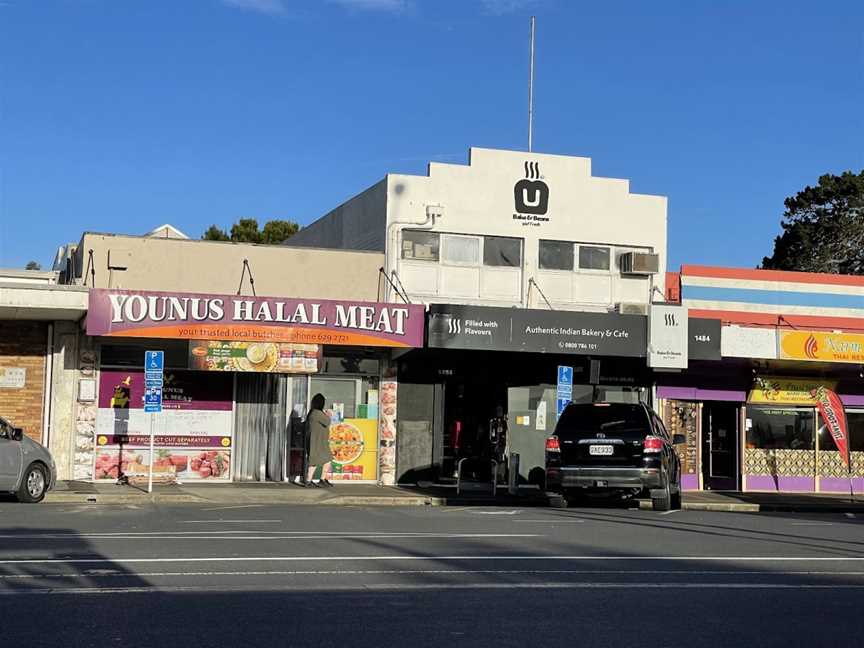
651,478,671,512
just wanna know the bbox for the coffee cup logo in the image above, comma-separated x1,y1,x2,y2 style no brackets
514,161,549,215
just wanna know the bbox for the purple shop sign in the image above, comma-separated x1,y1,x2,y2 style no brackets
87,289,426,348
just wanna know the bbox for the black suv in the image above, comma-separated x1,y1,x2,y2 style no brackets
545,402,684,511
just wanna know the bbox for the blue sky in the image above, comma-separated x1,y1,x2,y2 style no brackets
1,0,862,271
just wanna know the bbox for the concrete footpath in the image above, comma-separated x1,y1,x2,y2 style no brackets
38,480,864,513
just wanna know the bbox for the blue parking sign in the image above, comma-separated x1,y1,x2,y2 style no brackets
557,365,573,387
144,386,162,413
145,350,164,371
144,351,164,413
557,398,571,417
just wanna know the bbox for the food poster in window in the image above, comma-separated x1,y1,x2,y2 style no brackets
326,419,378,482
94,370,233,481
189,340,321,374
378,380,397,485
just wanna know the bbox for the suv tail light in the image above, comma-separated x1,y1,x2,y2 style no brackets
545,436,560,452
643,436,663,453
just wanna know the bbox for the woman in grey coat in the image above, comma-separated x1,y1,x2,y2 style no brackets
305,393,333,487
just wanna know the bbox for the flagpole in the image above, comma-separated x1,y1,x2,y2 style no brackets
528,15,535,153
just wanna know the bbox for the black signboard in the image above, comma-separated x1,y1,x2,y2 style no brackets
427,304,647,357
688,318,722,361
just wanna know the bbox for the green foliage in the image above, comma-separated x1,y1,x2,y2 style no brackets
261,220,300,244
201,219,300,245
25,260,41,270
762,171,864,275
230,218,263,244
202,225,230,241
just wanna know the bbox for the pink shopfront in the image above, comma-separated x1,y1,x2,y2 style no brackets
86,288,425,484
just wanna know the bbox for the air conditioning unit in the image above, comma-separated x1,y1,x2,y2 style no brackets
619,252,660,275
614,302,648,316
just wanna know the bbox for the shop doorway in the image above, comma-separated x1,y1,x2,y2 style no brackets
441,374,508,481
234,374,288,482
702,402,740,490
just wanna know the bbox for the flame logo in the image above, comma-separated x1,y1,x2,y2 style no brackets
804,334,819,359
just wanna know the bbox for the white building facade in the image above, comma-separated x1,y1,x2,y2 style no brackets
289,147,667,313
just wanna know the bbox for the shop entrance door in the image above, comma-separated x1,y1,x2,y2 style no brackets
702,402,740,490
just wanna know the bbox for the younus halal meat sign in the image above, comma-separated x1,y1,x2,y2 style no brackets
87,289,426,348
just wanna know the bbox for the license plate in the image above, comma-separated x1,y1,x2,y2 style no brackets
589,445,614,456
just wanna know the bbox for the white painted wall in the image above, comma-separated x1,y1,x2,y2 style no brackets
386,147,667,310
721,325,778,359
290,147,667,310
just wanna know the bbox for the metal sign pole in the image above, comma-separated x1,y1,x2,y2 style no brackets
144,350,164,495
148,413,155,494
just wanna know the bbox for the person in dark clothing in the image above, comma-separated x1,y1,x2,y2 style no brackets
305,393,334,487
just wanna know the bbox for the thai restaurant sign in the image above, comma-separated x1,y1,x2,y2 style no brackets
779,330,864,364
87,289,426,348
748,376,838,406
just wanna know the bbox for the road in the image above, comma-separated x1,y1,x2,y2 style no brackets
1,501,863,647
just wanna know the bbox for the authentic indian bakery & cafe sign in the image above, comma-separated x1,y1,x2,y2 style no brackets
87,289,426,348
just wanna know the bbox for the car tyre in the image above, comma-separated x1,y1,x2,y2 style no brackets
652,479,672,512
670,483,682,510
552,494,569,508
17,463,48,504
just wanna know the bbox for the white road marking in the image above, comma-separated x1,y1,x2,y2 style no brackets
472,510,522,515
0,532,538,541
5,582,864,595
845,513,857,519
660,510,679,515
3,555,864,566
179,520,283,524
201,505,264,511
513,520,585,524
0,530,532,537
4,568,864,580
791,523,834,526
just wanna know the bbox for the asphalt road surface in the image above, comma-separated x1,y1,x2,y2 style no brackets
1,500,863,647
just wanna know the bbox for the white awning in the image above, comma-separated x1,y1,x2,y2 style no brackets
0,283,88,321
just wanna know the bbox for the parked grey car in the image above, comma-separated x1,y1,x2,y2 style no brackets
0,416,56,503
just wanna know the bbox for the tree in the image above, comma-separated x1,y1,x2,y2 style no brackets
761,171,864,274
201,219,300,245
261,219,300,244
230,218,263,244
202,225,230,241
25,260,41,270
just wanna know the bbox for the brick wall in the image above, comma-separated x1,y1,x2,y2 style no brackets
0,321,47,442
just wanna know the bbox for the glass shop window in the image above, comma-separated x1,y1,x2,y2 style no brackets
539,240,574,271
402,230,440,262
484,236,522,267
746,407,814,450
578,245,611,271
